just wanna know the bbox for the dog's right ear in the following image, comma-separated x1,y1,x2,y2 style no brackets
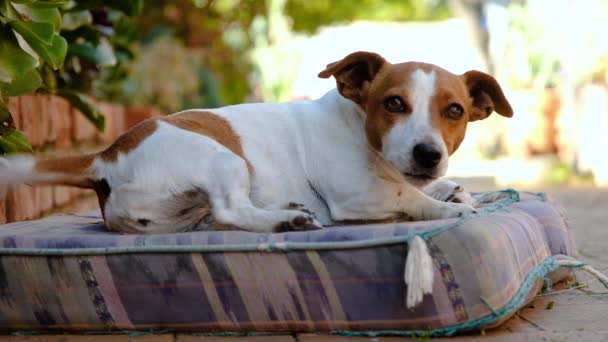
318,51,387,103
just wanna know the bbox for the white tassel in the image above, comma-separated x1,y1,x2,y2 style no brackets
404,235,434,309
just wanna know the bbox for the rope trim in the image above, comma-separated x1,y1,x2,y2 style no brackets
0,189,527,256
332,255,608,337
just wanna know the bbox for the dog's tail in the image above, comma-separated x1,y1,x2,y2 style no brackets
0,153,99,190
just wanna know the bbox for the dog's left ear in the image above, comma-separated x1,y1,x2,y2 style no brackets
462,70,513,121
318,51,387,103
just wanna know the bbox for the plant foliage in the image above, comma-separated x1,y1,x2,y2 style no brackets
0,0,142,154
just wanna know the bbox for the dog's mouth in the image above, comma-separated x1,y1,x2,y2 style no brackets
403,172,438,183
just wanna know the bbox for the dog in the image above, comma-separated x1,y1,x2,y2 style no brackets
0,51,512,235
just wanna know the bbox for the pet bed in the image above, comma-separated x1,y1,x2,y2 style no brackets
0,189,600,336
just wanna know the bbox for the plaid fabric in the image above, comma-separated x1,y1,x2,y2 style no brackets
0,190,574,334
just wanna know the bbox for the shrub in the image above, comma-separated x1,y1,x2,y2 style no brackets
0,0,142,154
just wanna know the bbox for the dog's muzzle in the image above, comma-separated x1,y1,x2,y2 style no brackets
412,143,441,170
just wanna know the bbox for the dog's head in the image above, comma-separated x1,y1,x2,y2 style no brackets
318,51,513,185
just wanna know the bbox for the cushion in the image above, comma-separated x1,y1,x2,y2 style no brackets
0,190,575,336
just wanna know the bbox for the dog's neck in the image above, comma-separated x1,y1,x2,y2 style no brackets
317,89,367,128
314,89,408,185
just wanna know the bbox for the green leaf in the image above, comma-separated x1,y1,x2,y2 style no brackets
9,20,55,45
0,133,32,153
0,136,18,153
12,4,61,30
68,37,116,66
0,68,41,96
0,1,19,19
56,89,105,130
11,0,67,9
0,101,9,122
70,0,143,16
25,32,67,69
0,129,32,153
0,27,37,83
0,101,30,154
61,10,92,30
61,24,100,45
40,63,56,91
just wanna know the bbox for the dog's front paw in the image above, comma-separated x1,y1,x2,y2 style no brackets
414,197,476,221
274,211,322,232
436,201,477,219
424,179,475,206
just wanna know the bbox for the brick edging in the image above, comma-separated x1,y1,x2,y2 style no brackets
0,95,163,224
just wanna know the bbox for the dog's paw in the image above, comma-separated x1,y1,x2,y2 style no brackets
416,194,477,220
274,212,322,232
285,202,315,215
435,201,477,220
423,179,475,206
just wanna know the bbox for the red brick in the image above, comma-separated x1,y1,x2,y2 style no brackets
68,194,99,213
5,186,30,222
32,187,42,216
36,95,55,146
0,196,6,224
71,105,98,142
4,189,18,222
52,186,72,207
76,188,94,199
97,101,115,143
18,186,38,221
52,96,72,149
125,106,161,129
70,187,90,200
38,186,54,213
20,95,50,147
113,104,126,136
16,95,34,142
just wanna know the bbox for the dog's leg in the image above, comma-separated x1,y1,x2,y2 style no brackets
328,179,476,222
423,179,475,206
207,152,322,232
396,185,476,220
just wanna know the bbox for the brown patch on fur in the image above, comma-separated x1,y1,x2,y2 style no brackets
34,154,96,187
35,155,94,175
429,69,472,155
100,119,158,161
162,111,253,173
462,70,513,121
318,51,387,104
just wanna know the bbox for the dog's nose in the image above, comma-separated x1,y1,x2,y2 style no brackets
413,143,441,169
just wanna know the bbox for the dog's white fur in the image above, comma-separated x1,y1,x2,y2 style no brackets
0,51,516,234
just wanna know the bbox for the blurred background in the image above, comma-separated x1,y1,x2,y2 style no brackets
3,0,608,228
86,0,608,189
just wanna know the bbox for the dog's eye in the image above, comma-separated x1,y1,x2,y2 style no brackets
445,103,464,120
384,96,407,113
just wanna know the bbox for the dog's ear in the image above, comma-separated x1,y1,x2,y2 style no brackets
462,70,513,121
318,51,387,103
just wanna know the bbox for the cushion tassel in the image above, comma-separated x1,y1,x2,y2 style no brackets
404,235,434,309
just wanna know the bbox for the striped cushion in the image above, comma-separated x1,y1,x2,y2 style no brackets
0,190,574,336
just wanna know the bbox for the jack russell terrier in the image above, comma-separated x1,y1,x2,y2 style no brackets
1,51,512,235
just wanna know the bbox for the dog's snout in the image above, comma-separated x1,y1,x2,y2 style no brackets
413,143,441,169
